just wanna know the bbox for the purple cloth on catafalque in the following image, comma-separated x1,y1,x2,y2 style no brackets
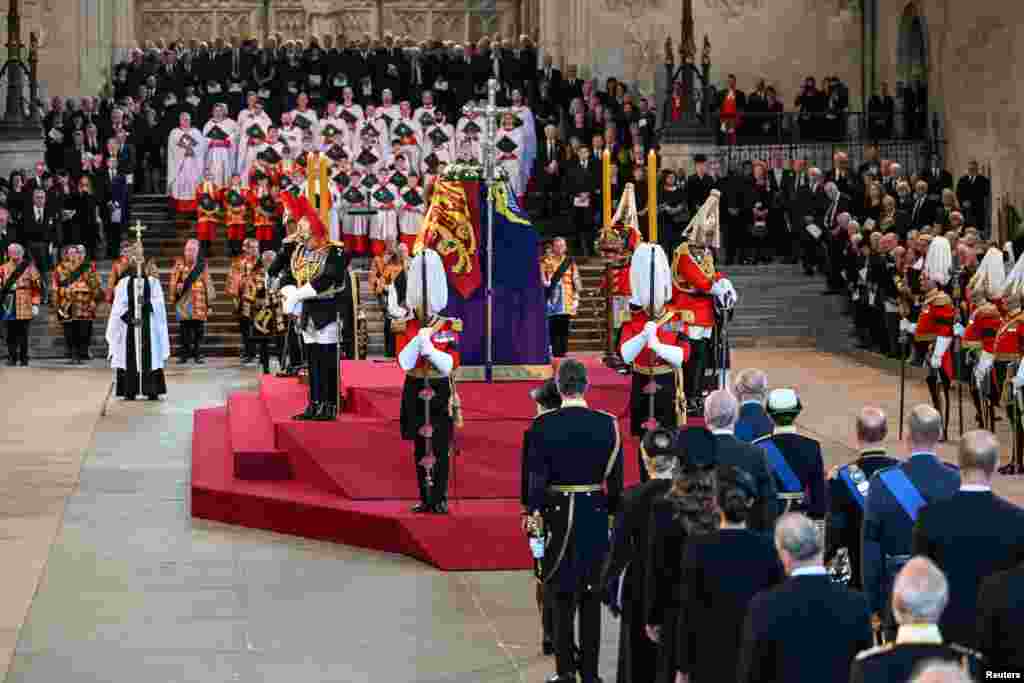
446,183,550,367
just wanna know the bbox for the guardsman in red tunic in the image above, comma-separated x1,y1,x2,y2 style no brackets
195,174,222,256
901,267,957,439
669,189,736,414
997,256,1024,473
964,247,1006,428
222,174,252,257
596,184,644,370
619,243,690,482
393,248,462,514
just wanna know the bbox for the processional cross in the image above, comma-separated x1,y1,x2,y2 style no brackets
129,219,147,396
460,79,518,382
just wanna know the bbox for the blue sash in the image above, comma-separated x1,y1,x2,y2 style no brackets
879,468,927,521
839,467,866,509
758,439,803,493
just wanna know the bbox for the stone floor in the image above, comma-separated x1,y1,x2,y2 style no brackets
2,350,1024,683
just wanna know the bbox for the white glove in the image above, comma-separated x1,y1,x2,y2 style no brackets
31,305,39,317
420,335,436,356
293,283,317,302
711,278,737,310
899,319,917,334
953,323,965,337
930,337,951,369
643,321,658,341
282,292,300,316
1013,373,1024,391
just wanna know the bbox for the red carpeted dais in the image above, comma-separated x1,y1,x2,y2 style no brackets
191,359,704,570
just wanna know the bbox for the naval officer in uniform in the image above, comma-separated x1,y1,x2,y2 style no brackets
525,358,625,683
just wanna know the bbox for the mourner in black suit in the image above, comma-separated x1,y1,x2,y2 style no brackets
850,556,984,683
536,131,564,218
862,405,960,642
956,161,990,230
821,181,852,293
602,428,675,683
912,429,1024,649
977,560,1024,674
732,368,773,443
19,188,59,301
909,180,939,231
737,513,873,683
644,427,718,683
686,155,716,216
676,465,785,683
825,407,898,590
564,145,600,256
525,359,624,683
704,390,779,533
923,154,955,199
757,388,827,521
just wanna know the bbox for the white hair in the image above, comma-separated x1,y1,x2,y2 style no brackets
892,557,949,625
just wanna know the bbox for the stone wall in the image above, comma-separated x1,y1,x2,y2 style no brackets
540,0,862,108
876,0,1024,235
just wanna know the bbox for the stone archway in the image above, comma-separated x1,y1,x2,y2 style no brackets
895,2,929,139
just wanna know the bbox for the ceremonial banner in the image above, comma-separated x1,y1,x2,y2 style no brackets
416,180,483,298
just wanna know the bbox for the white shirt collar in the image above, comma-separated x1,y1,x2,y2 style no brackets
896,624,943,645
790,566,828,577
741,399,763,407
773,425,797,434
711,428,733,436
561,397,588,409
960,484,991,492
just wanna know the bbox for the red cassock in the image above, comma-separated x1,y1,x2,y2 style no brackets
395,317,462,375
195,183,221,242
669,246,721,328
253,189,281,242
222,187,253,241
962,303,1002,355
915,289,956,377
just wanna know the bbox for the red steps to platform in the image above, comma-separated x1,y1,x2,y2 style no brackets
190,359,706,571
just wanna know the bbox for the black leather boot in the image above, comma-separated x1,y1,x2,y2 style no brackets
293,403,319,421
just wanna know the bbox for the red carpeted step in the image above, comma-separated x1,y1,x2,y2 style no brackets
227,393,293,480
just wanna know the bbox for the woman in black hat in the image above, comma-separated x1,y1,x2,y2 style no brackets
674,465,786,683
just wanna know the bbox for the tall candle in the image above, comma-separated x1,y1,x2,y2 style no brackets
648,150,658,243
319,154,330,229
602,149,612,229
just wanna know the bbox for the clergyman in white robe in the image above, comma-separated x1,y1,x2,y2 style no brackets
106,270,171,399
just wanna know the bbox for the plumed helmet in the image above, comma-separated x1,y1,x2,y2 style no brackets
406,248,447,318
629,243,672,311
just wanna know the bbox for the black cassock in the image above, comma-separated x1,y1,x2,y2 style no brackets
113,274,167,399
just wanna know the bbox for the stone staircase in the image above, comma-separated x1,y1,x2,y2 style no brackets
27,194,831,360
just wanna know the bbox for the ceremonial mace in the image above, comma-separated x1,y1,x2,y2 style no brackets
131,220,146,400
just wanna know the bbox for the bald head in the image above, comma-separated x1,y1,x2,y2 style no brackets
908,404,942,451
704,390,738,430
857,407,888,446
892,556,948,625
910,661,972,683
733,369,768,403
774,512,823,572
958,429,999,477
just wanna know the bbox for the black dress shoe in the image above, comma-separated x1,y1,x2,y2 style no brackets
432,500,448,514
147,394,159,401
293,403,319,420
81,350,92,360
411,502,431,513
6,358,16,366
545,675,575,683
177,355,189,364
312,403,337,421
193,355,205,364
18,359,27,367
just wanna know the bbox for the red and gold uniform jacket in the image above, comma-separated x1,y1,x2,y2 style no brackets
669,242,722,328
619,308,692,373
597,225,642,297
962,303,1002,354
106,255,130,303
915,289,956,376
994,311,1024,362
227,255,260,318
169,257,215,321
395,316,462,378
51,259,102,321
0,260,42,320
